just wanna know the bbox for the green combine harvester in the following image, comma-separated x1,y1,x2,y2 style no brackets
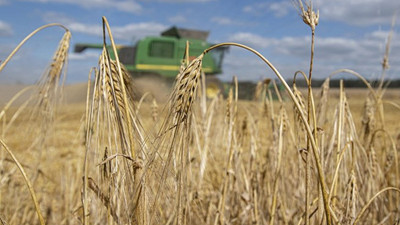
75,26,228,98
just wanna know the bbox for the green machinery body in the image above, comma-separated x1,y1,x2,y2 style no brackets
75,26,227,79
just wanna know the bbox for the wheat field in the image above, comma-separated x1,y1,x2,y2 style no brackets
0,3,399,225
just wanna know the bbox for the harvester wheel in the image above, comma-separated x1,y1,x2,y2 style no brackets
205,76,224,99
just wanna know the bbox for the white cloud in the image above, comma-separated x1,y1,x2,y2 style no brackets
68,52,100,62
230,30,395,60
317,0,400,26
211,17,234,25
110,23,168,40
243,1,293,17
244,0,399,26
112,1,142,13
24,0,142,13
0,0,8,5
0,20,13,36
268,1,293,18
368,30,392,40
227,29,400,80
68,22,167,41
42,12,167,41
230,32,275,48
168,15,187,24
211,17,246,26
41,11,75,25
149,0,213,2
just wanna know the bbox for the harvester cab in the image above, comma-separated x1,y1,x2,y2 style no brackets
74,26,228,99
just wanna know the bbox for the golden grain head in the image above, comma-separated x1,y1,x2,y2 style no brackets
98,48,134,116
298,0,319,30
173,54,203,121
49,31,71,81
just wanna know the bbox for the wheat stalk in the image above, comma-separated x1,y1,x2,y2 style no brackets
205,42,331,223
0,23,69,73
0,139,45,225
316,77,330,126
146,51,204,225
378,14,396,92
215,77,238,225
82,17,150,225
361,94,376,144
269,106,286,225
353,187,400,224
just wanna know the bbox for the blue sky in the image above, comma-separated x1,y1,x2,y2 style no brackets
0,0,399,84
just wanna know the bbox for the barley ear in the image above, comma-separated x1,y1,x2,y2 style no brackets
172,54,204,123
297,0,319,30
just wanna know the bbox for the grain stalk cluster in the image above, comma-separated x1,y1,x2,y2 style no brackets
0,3,399,225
